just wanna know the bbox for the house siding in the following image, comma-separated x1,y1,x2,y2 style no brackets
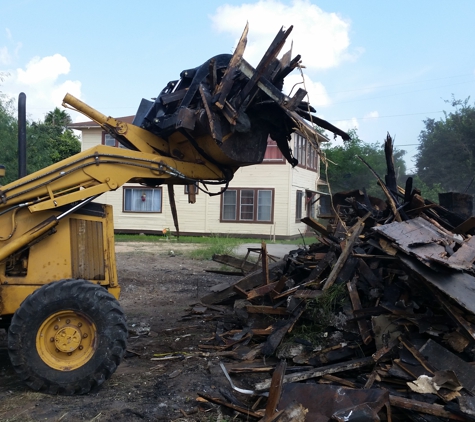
79,126,321,238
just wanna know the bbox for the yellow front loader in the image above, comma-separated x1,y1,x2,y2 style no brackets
0,25,348,394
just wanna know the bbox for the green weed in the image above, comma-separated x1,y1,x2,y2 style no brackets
115,233,317,247
188,234,243,260
290,283,348,345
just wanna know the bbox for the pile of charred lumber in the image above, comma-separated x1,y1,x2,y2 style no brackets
196,136,475,421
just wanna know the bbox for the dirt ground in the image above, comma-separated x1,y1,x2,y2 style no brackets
0,242,251,422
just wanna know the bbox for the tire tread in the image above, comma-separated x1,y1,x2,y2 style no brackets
8,279,127,395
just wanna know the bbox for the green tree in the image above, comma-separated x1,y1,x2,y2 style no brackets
44,107,72,128
0,87,20,184
321,129,407,198
0,89,80,184
43,107,80,162
416,97,475,195
410,174,444,203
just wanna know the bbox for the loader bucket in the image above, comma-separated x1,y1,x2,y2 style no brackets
132,24,349,168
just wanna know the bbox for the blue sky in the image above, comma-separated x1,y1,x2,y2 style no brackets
1,0,474,172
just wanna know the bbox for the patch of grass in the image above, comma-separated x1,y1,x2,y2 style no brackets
289,283,348,345
187,234,244,260
115,233,317,247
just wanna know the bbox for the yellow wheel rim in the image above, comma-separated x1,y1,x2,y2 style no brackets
36,310,97,371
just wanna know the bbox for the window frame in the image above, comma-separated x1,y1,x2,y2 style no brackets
295,189,304,222
122,186,163,213
293,134,318,172
102,132,128,149
220,188,274,224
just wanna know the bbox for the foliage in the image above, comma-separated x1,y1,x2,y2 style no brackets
289,283,347,345
188,234,243,260
410,174,444,203
44,107,72,127
115,233,317,245
29,121,81,165
42,107,80,163
0,92,80,184
321,129,407,198
0,93,20,183
416,97,475,195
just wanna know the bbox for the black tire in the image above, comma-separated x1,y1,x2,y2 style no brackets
8,279,127,395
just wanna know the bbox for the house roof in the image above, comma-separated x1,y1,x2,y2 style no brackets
69,115,135,129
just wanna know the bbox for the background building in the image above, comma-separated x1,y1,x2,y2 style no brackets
71,118,327,239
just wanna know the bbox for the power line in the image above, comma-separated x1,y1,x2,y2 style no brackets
332,110,443,122
327,80,473,106
326,73,475,95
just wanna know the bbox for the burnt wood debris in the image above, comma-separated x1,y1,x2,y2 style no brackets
191,134,475,420
128,24,475,421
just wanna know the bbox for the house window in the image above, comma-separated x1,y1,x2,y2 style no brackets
319,194,332,216
306,191,317,218
103,133,128,149
222,190,237,220
293,134,318,171
307,142,318,170
240,190,254,220
294,134,306,166
123,187,162,213
221,188,274,223
296,190,304,221
257,190,272,221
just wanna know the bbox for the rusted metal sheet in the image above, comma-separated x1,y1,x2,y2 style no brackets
398,253,475,314
372,217,448,265
374,215,475,273
277,384,388,422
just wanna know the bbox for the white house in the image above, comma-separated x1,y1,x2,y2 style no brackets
70,117,327,239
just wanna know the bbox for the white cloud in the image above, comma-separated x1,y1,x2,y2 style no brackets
17,54,70,84
334,117,358,132
52,80,82,108
283,72,329,108
6,28,12,40
2,54,82,121
364,111,379,120
210,0,355,71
